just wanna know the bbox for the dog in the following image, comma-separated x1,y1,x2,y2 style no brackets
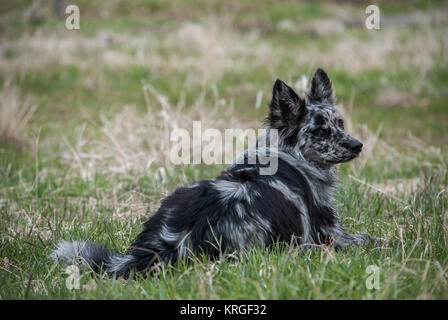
51,68,377,277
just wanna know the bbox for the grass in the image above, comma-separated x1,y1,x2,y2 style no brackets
0,0,447,299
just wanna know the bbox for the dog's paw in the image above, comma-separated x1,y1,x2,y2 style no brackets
335,233,385,250
351,233,372,243
355,234,386,248
370,236,387,248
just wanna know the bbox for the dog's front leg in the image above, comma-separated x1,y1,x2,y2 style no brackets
334,232,381,250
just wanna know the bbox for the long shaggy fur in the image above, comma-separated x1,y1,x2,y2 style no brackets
51,68,376,278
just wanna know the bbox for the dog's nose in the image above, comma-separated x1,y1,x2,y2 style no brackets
350,140,363,152
344,139,363,152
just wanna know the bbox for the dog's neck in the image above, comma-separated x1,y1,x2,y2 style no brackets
277,140,339,208
289,149,337,185
233,130,338,189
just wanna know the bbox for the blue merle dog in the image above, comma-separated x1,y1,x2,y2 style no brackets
51,68,377,277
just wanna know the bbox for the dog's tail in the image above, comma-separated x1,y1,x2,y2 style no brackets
50,241,135,277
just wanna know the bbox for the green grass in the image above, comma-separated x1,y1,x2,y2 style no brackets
0,0,447,299
1,169,447,299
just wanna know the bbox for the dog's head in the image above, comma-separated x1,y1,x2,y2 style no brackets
266,68,363,167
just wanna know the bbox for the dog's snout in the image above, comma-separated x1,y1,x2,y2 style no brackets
352,140,363,152
343,139,363,152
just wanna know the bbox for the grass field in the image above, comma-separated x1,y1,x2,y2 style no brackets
0,0,447,299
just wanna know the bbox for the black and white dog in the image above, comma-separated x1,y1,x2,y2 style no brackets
51,68,377,277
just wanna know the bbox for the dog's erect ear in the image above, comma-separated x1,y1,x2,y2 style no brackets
308,68,335,104
267,79,306,129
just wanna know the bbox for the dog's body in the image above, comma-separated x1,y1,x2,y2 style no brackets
51,69,375,277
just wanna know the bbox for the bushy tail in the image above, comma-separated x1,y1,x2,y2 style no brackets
50,241,135,276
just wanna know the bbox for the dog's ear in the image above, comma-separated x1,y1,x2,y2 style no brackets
308,68,335,104
267,79,306,129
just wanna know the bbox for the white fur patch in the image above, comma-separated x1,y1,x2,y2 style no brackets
213,180,251,203
107,254,134,273
49,240,89,267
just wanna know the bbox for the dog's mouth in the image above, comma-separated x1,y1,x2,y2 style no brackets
327,151,362,164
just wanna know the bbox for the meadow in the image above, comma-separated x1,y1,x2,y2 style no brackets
0,0,447,299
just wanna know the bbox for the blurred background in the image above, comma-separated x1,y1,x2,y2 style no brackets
1,0,447,178
1,0,448,300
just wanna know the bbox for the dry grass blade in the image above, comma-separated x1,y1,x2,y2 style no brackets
62,82,256,180
0,81,37,148
348,174,405,204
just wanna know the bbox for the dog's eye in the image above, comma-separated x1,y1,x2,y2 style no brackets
314,128,329,137
338,119,344,130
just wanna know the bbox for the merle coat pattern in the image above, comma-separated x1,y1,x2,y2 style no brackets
51,68,376,277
